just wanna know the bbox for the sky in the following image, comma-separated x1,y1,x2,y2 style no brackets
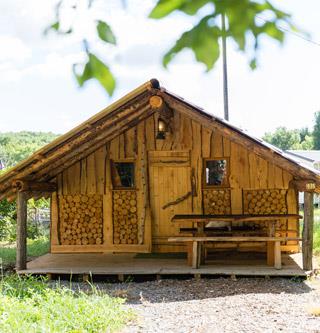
0,0,319,138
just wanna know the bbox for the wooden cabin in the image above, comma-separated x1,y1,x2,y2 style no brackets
0,79,318,276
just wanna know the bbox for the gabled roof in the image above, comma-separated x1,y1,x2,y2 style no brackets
286,150,320,164
1,78,320,200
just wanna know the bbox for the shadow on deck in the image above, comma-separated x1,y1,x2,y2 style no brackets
18,251,308,278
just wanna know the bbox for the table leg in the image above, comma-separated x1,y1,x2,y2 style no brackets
192,241,199,269
267,241,275,266
187,242,193,266
274,241,281,269
267,221,276,266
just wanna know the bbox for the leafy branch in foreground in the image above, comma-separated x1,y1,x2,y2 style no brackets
150,0,295,70
45,0,299,95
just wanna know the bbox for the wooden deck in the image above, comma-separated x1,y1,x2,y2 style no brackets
18,252,309,277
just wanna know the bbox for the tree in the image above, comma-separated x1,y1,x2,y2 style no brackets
263,127,314,151
0,132,58,169
313,112,320,149
46,0,297,96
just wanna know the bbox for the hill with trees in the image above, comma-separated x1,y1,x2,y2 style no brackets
263,111,320,151
0,131,58,170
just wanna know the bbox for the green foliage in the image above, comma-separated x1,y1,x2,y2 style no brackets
314,222,320,255
46,0,298,95
0,275,132,333
0,200,16,241
312,112,320,149
263,127,314,150
0,237,50,266
163,15,220,70
96,20,116,44
150,0,293,71
73,50,116,96
0,131,58,169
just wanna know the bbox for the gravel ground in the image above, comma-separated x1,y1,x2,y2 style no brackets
119,277,320,333
56,276,320,333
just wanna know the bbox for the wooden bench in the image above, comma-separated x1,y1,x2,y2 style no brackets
168,236,302,270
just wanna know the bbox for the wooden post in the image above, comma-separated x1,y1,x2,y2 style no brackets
16,191,28,271
274,241,281,270
303,191,314,270
192,241,199,269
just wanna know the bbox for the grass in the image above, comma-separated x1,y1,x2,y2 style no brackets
0,274,133,333
0,237,49,267
313,222,320,255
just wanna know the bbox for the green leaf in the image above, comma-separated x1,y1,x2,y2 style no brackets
96,20,116,45
72,62,93,87
44,21,60,35
73,54,116,96
249,58,257,70
88,54,116,96
149,0,210,18
179,0,211,15
149,0,185,18
263,21,284,42
163,16,220,71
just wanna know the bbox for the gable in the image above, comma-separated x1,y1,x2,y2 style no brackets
1,78,320,201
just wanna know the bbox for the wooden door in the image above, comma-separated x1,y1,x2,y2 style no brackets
149,151,193,251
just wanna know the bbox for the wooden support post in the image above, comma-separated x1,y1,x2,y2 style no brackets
16,191,28,271
274,241,281,270
118,274,124,282
192,241,199,269
303,191,314,271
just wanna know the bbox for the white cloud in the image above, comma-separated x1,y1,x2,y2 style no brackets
0,36,32,63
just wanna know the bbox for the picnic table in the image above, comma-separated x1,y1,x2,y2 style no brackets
169,214,302,269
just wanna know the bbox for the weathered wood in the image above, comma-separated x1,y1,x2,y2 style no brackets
137,121,147,244
16,191,28,270
17,252,307,277
149,95,163,109
50,192,59,246
302,191,314,270
274,241,281,269
171,214,302,223
12,180,56,192
168,236,300,242
290,179,316,192
192,241,198,269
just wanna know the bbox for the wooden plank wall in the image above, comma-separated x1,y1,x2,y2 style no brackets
52,109,299,254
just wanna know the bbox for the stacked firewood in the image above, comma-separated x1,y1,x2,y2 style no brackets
203,189,231,215
243,189,287,215
59,194,103,245
113,190,138,244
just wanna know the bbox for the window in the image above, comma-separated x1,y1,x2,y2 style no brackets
204,159,228,186
111,162,135,188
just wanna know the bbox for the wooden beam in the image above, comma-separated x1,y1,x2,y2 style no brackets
16,191,27,271
12,180,57,192
302,191,314,270
289,179,317,192
149,95,163,109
